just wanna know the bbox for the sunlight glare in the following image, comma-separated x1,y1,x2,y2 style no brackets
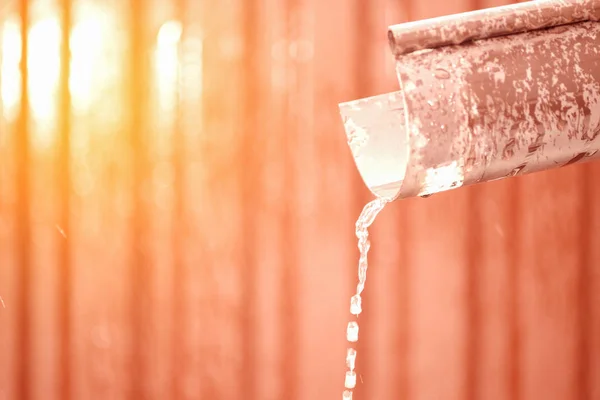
155,20,182,114
157,20,182,46
70,6,110,114
28,16,61,129
1,17,21,121
1,5,112,126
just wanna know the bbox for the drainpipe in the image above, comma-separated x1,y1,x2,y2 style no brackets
340,0,600,200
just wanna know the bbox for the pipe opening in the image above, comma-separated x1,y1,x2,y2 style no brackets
339,91,410,201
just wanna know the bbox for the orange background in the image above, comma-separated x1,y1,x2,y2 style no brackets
1,0,599,399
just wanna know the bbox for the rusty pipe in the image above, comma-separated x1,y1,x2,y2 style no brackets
339,0,600,200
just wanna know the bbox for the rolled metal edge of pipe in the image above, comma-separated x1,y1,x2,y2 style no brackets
387,0,600,57
340,9,600,201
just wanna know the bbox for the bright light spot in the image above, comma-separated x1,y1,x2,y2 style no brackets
157,20,182,46
28,16,61,128
420,160,465,196
1,13,61,146
70,9,108,114
155,20,182,114
1,17,22,121
1,5,113,124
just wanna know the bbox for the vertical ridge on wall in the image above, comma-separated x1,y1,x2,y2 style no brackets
241,0,259,396
281,0,299,397
178,0,207,396
588,161,600,400
578,164,591,400
170,0,185,397
472,178,515,400
508,178,522,400
197,1,219,397
198,0,236,396
578,162,593,400
15,0,31,397
517,167,584,400
57,0,72,397
465,184,482,400
289,0,323,394
128,0,149,396
254,0,287,398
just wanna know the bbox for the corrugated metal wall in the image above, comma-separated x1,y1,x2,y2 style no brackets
0,0,599,399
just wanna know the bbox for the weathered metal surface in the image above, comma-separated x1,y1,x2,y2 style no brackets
396,20,600,198
342,15,600,200
388,0,600,57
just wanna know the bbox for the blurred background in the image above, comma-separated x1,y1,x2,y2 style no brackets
0,0,599,399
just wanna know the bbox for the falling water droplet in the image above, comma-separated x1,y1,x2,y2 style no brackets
347,322,359,342
345,371,357,389
346,348,357,370
343,390,353,400
350,295,362,316
434,68,451,79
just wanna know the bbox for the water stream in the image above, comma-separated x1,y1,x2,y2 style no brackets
342,197,389,399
